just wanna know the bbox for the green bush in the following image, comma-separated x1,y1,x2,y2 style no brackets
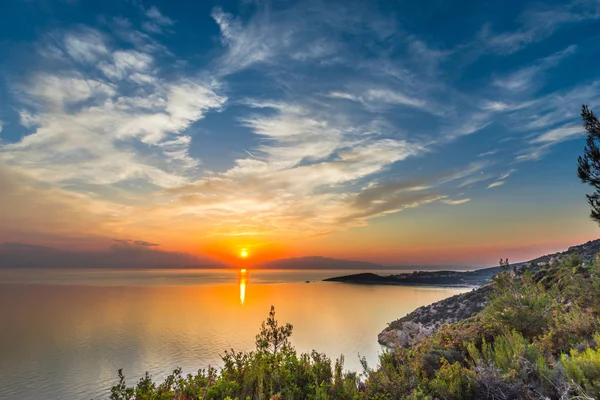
428,359,476,400
561,333,600,398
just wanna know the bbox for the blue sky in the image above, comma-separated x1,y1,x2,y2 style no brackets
1,0,600,266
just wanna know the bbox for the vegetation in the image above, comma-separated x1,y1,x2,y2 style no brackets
578,104,600,224
109,255,600,399
108,106,600,399
109,306,362,400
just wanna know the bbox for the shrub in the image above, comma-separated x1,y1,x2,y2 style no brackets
560,333,600,398
428,358,476,400
484,270,556,338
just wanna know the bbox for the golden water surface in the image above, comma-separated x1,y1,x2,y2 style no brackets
0,268,469,399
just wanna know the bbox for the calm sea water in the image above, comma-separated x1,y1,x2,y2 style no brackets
0,269,469,400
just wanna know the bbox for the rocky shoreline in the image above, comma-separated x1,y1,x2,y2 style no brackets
377,285,491,348
377,239,600,349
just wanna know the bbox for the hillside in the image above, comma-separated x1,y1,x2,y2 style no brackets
378,238,600,348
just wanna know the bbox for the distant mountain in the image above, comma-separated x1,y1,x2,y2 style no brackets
257,256,384,270
0,241,225,269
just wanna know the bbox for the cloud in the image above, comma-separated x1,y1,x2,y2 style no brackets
498,169,517,180
515,124,585,162
341,192,444,223
211,7,280,74
99,50,153,80
458,173,493,188
146,6,174,26
493,45,577,93
531,125,585,144
327,88,428,112
475,2,599,55
478,150,498,157
63,28,109,63
160,99,437,236
363,89,426,108
515,145,551,162
446,112,493,139
163,154,488,239
114,239,160,247
442,198,471,205
210,2,400,75
488,181,505,188
327,91,359,101
143,6,175,34
0,165,118,244
1,27,225,190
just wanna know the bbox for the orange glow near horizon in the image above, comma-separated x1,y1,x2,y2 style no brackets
189,237,291,266
159,227,600,268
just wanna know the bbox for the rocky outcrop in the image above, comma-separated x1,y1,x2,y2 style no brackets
378,285,491,348
377,321,435,348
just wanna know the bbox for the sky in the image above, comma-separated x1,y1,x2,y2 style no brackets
1,0,600,267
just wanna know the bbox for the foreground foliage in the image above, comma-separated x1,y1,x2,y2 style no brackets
110,256,600,399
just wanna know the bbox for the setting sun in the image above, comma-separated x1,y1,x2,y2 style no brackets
240,249,248,258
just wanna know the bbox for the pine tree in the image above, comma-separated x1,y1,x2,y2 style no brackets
577,105,600,224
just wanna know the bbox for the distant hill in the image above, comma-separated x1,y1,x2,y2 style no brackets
324,267,501,286
257,256,384,270
529,239,600,265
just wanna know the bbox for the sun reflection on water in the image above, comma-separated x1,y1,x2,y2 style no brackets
239,269,247,305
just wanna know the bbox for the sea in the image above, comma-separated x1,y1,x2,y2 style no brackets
0,268,470,399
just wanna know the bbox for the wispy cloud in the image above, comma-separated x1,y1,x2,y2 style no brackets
493,45,577,93
442,198,471,205
475,1,599,55
363,89,426,108
488,181,505,188
146,6,174,26
531,125,585,144
498,169,517,180
478,150,498,157
458,173,493,188
141,6,175,34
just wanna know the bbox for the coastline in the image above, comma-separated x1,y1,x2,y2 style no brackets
322,271,490,349
326,280,480,289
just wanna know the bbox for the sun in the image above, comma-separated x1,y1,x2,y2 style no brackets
240,249,248,258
